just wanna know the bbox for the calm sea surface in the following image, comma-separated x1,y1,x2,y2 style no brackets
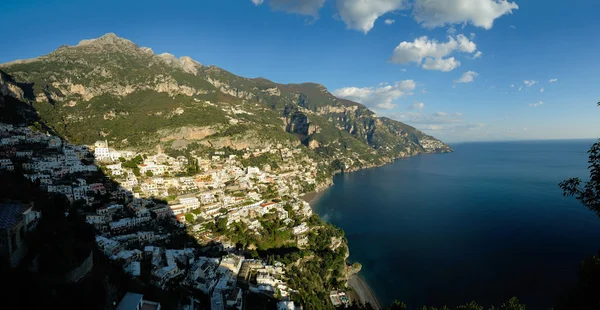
312,140,600,309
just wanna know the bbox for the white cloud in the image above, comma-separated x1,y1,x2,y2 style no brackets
251,0,264,5
473,51,483,59
390,34,477,72
454,71,478,84
529,101,543,107
413,0,519,30
510,84,515,88
422,123,484,131
422,57,461,72
523,80,537,87
540,88,544,93
509,25,516,29
518,86,523,91
410,102,425,109
269,0,326,16
387,110,484,133
401,68,407,72
385,19,395,25
549,78,558,83
424,125,444,131
336,0,408,34
333,80,416,110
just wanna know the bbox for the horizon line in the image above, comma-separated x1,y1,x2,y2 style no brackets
447,137,599,144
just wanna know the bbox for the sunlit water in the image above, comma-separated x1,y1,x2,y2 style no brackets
312,140,600,309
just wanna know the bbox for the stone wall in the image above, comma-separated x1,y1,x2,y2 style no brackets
63,251,93,283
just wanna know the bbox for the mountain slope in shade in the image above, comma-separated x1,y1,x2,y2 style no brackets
0,33,451,171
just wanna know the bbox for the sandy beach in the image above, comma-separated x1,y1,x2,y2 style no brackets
300,190,326,207
348,274,381,309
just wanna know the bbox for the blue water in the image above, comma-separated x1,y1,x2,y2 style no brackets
312,140,600,309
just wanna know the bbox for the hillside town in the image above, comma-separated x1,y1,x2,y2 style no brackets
0,122,352,309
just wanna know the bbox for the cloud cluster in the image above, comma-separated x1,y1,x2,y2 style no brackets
413,0,519,29
269,0,326,16
454,71,478,84
333,80,416,110
523,80,537,87
251,0,517,33
387,110,484,132
337,0,408,33
390,34,478,71
384,19,395,25
410,102,425,109
529,101,543,107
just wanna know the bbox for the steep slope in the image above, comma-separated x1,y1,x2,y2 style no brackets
0,33,451,170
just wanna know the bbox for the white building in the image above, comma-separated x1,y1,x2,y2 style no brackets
292,222,309,235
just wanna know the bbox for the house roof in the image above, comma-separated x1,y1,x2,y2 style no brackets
116,292,143,310
0,204,27,229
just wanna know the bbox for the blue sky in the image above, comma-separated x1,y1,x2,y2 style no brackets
2,0,599,142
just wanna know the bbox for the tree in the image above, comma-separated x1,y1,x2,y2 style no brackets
184,213,194,223
389,300,408,310
216,217,228,232
167,186,178,197
556,103,600,310
560,140,600,217
145,170,154,177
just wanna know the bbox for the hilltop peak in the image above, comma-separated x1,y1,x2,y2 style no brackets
76,32,137,48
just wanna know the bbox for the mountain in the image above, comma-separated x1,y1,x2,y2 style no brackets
0,33,451,171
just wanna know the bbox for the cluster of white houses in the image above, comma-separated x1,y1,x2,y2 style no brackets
0,123,322,309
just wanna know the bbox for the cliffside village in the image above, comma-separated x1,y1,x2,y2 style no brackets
0,122,351,309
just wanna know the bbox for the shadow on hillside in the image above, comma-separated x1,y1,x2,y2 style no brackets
0,71,294,310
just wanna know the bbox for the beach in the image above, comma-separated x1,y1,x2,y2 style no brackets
300,190,325,206
348,274,381,309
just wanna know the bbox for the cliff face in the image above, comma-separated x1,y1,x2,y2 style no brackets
0,71,25,102
0,33,451,167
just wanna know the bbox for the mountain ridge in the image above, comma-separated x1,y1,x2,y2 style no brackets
0,32,451,175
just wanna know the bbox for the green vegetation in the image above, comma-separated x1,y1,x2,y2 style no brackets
241,153,281,171
557,114,600,310
185,155,200,175
1,34,450,170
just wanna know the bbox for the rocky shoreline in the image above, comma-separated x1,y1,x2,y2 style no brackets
299,150,452,308
301,189,382,309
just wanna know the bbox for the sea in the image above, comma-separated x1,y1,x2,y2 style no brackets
312,140,600,309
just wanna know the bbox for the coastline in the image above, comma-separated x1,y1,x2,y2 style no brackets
299,152,452,308
302,189,383,309
300,190,326,207
348,274,382,309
